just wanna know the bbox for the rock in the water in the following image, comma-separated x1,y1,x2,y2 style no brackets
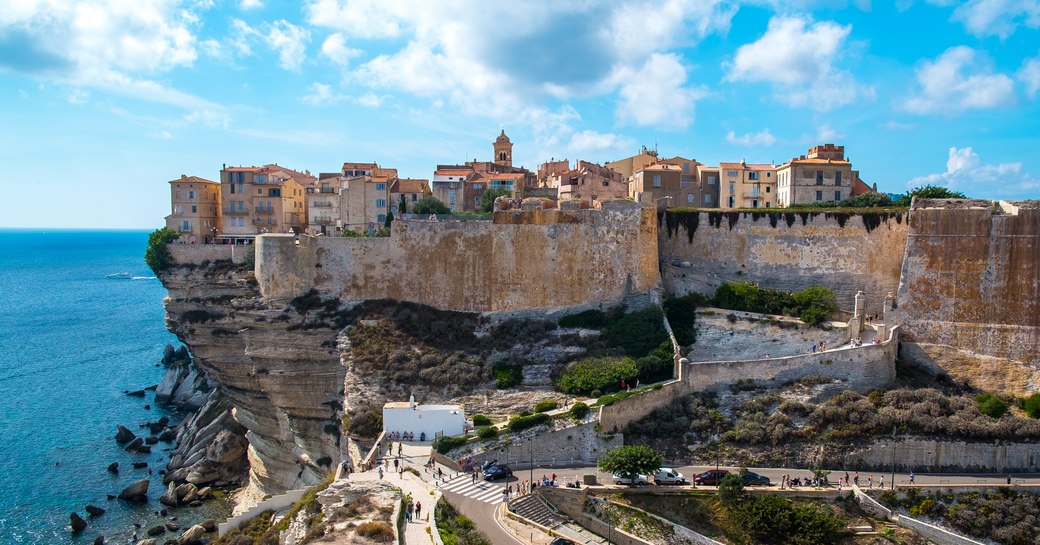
178,524,206,545
165,523,180,532
195,487,211,500
146,417,170,434
136,539,157,545
93,536,105,545
162,344,176,365
133,462,149,469
158,428,177,442
144,404,151,410
85,505,106,517
126,390,146,398
115,426,135,444
117,479,150,502
106,494,116,500
145,525,165,536
107,462,119,474
124,437,144,453
160,482,178,507
174,483,197,503
135,445,152,454
145,436,159,445
70,513,87,532
199,520,216,532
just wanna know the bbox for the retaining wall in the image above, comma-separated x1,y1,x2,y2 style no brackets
845,438,1040,472
169,243,252,265
218,487,308,536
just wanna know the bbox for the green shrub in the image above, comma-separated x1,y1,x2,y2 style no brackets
533,400,558,413
570,402,590,420
556,356,639,395
492,362,523,389
664,295,699,346
799,306,830,327
718,473,745,506
977,392,1009,418
1024,393,1040,419
476,427,498,440
728,494,848,545
436,498,492,545
590,389,602,398
471,414,492,427
602,307,670,357
558,309,608,329
144,227,180,274
433,435,469,454
507,413,551,432
413,196,451,215
712,281,837,328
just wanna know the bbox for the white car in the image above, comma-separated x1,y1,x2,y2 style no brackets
612,473,649,485
653,468,687,485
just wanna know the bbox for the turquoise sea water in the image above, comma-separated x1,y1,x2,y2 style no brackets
0,230,227,544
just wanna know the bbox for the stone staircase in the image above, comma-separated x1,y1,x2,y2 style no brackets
510,494,563,528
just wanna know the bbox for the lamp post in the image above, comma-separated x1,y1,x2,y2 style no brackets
715,422,721,477
890,426,897,490
527,436,534,491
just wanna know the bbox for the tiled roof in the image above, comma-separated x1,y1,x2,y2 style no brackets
262,164,316,182
169,175,218,185
224,166,260,172
391,178,431,194
784,158,851,165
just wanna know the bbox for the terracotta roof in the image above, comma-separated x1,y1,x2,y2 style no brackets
391,178,431,194
261,164,316,182
718,162,774,170
342,162,378,169
784,158,851,165
435,169,472,176
638,163,682,172
224,166,260,172
169,175,218,185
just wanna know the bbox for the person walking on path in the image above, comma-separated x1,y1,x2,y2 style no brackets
879,474,885,489
868,475,873,489
406,501,414,522
378,467,384,480
398,442,403,456
415,501,422,521
854,472,860,486
909,471,915,484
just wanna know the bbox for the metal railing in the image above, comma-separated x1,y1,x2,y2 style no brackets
312,201,334,208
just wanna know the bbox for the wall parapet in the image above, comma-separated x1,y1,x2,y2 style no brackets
168,243,251,266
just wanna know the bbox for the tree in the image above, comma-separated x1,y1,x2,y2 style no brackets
384,211,394,229
841,192,892,208
1023,393,1040,419
597,445,663,481
398,194,407,214
480,188,512,213
718,473,745,507
145,227,180,275
895,185,967,207
413,196,451,215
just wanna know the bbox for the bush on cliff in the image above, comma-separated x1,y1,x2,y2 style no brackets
558,308,609,329
570,402,590,420
533,400,557,413
663,295,699,346
492,362,523,389
433,435,469,455
145,227,180,274
556,356,639,395
412,196,451,215
895,184,968,207
725,494,849,545
602,307,671,357
507,412,551,432
471,414,492,427
1023,393,1040,419
977,392,1009,419
476,426,498,440
711,281,837,327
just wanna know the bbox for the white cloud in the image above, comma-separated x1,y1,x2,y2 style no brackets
881,120,915,131
356,92,382,107
726,128,776,147
320,33,361,66
302,82,343,106
67,88,90,105
147,130,174,140
816,123,843,141
567,130,636,155
267,20,310,71
725,15,867,111
909,146,1040,198
239,0,264,9
615,53,706,130
1018,53,1040,98
903,46,1016,114
947,0,1040,39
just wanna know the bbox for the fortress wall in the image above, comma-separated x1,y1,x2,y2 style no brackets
254,203,660,313
897,200,1040,371
169,243,250,264
658,210,909,312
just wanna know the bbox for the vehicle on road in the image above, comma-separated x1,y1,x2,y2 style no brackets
550,538,575,545
482,464,512,481
741,471,771,486
612,473,649,485
653,468,687,485
693,469,730,485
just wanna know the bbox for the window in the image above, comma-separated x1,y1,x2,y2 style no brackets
766,187,770,193
191,205,197,213
835,190,842,201
727,170,738,177
752,199,759,208
816,171,824,185
704,194,712,204
748,172,758,180
449,190,456,203
816,190,823,201
230,183,235,194
687,194,694,203
188,190,196,199
707,176,716,185
376,199,386,208
268,188,281,197
728,196,734,207
835,171,842,185
375,183,386,190
377,214,386,222
472,183,483,190
474,197,481,207
257,188,262,195
602,181,609,186
728,182,735,195
237,201,244,211
255,175,266,184
683,163,690,174
412,194,417,201
767,172,772,177
181,220,190,231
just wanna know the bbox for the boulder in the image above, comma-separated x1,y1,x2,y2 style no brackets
124,438,144,453
107,462,119,474
178,525,206,545
126,390,146,398
145,436,159,445
85,505,106,517
133,462,149,469
135,445,152,455
93,536,105,545
145,525,165,536
195,487,211,500
174,483,197,503
70,513,87,533
200,520,217,532
162,344,176,365
136,540,157,545
115,426,135,444
185,463,220,486
165,523,180,532
163,467,188,484
146,416,171,434
159,482,179,507
117,479,150,502
158,428,177,442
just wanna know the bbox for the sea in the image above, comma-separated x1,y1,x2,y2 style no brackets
0,230,229,544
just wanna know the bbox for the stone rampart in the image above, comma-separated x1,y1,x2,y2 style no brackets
255,203,660,313
168,243,251,265
658,210,908,311
598,327,899,433
897,199,1040,391
846,438,1040,472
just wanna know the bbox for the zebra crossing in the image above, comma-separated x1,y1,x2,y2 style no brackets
437,474,509,504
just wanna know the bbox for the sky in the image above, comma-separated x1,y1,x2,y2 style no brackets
2,0,1039,228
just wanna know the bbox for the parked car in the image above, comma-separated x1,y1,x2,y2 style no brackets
612,473,649,485
742,471,771,486
482,464,512,481
550,538,576,545
693,469,729,485
653,468,687,485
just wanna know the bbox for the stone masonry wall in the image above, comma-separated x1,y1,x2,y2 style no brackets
255,202,660,312
897,199,1040,382
658,210,908,312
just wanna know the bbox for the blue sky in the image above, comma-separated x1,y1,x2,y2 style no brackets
1,0,1039,228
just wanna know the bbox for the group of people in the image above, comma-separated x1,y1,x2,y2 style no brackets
404,500,424,523
619,378,640,392
811,341,829,353
780,470,918,490
389,431,418,442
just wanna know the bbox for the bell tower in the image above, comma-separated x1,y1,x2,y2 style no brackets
493,130,512,167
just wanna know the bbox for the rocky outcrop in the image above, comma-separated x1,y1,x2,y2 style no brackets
115,425,135,444
164,393,248,489
70,513,87,532
155,356,210,409
117,479,149,502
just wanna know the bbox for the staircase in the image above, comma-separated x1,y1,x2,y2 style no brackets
510,494,563,528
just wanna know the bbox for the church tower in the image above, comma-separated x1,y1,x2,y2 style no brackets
493,130,513,167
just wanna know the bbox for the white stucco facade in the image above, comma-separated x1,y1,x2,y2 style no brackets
383,397,466,439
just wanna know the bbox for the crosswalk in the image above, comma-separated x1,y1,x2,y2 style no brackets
438,474,509,504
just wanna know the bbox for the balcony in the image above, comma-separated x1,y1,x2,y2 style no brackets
255,207,275,214
226,208,250,216
313,216,336,225
252,217,276,226
312,201,334,208
319,187,337,194
178,226,193,233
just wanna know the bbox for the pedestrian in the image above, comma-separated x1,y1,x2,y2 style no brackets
880,474,885,489
854,471,860,486
503,488,509,503
620,379,626,391
551,472,557,482
471,470,477,484
399,466,404,479
868,475,873,489
416,501,422,520
437,467,443,479
636,379,641,388
378,467,384,480
909,471,915,484
812,344,817,353
406,501,414,522
394,459,399,470
1007,475,1012,485
398,442,403,456
384,458,389,469
844,471,849,485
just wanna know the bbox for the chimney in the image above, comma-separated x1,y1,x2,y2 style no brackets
181,174,187,179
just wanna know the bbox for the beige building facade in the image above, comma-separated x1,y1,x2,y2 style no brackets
719,161,776,209
630,163,684,207
307,174,343,236
775,144,854,207
166,175,221,243
220,164,309,237
390,178,432,214
556,160,626,205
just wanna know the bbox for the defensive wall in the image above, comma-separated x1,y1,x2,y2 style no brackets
897,199,1040,385
598,326,899,433
657,209,908,312
253,201,660,312
168,243,251,265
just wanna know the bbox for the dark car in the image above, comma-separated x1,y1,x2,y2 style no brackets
693,469,730,485
482,464,512,481
550,539,575,545
742,471,771,486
